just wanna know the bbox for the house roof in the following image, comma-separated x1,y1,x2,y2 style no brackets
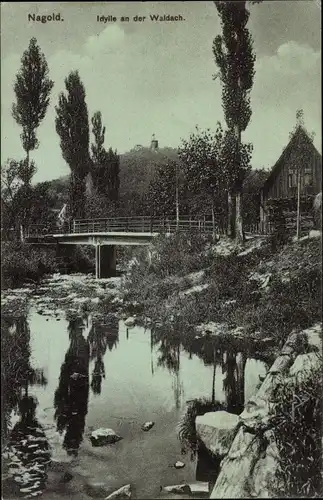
261,126,322,194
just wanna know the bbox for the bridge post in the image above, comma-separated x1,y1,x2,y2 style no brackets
95,244,116,279
95,244,101,279
100,245,116,278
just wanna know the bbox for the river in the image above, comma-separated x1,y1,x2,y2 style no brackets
1,273,268,499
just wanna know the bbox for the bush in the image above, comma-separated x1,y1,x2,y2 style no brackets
269,364,322,497
1,242,58,288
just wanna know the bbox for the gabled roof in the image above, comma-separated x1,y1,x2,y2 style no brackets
261,126,322,194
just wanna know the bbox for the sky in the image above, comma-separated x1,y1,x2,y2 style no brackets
1,1,321,183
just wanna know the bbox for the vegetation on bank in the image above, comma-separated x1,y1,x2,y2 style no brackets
270,363,322,498
1,242,94,289
122,232,321,348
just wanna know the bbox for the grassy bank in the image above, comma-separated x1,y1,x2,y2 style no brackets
122,231,321,349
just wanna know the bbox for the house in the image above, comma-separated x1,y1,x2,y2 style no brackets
260,125,322,232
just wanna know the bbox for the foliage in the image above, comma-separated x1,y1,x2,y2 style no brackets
1,242,58,288
269,364,322,497
213,1,257,240
146,159,184,217
213,1,255,134
178,398,225,458
55,71,90,218
90,111,120,211
178,125,227,218
150,232,214,278
12,37,54,161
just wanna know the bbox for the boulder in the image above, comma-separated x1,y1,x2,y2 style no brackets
289,352,321,381
303,324,322,352
90,428,123,447
84,482,111,498
124,317,136,327
105,484,131,499
173,461,185,469
196,411,239,457
188,482,209,496
141,421,155,432
161,484,191,495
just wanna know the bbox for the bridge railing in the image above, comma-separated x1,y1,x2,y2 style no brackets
72,217,216,234
26,216,224,238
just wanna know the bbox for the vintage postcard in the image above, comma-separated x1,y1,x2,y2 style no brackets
1,1,322,499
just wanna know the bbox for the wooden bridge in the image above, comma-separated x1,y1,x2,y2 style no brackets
25,216,220,279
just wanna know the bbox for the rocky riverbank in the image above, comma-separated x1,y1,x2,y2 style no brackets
195,324,322,498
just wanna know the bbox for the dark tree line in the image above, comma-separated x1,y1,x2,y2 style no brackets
55,74,120,220
2,37,120,240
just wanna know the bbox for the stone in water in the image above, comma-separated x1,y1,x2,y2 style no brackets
161,484,191,494
124,317,135,327
105,484,131,499
141,421,155,432
90,428,123,447
174,461,185,469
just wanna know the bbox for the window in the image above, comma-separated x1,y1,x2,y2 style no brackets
288,170,297,188
304,172,313,186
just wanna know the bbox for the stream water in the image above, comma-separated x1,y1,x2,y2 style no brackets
2,274,269,499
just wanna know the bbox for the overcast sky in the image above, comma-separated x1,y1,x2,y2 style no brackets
1,1,321,183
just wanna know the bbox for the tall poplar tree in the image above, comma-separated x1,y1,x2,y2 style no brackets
12,37,53,236
12,38,54,171
90,111,120,211
55,71,90,219
213,1,257,242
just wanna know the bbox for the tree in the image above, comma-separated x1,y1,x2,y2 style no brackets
12,38,54,169
105,147,120,205
55,71,90,219
213,1,257,242
90,111,106,191
89,111,120,214
145,160,179,219
179,125,227,236
1,158,37,239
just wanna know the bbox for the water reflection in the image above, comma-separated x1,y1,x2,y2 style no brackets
152,326,251,414
5,395,51,497
1,316,47,439
88,314,119,395
223,351,246,414
53,316,90,457
152,328,184,409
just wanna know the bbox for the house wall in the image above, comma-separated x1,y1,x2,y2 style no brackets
259,134,322,233
266,148,322,201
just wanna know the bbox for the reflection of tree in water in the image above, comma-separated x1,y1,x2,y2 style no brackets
223,351,246,414
4,395,51,498
1,316,47,440
152,327,184,409
184,334,246,413
54,317,90,456
88,315,119,396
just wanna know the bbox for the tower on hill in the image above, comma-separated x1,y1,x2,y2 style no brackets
150,134,159,152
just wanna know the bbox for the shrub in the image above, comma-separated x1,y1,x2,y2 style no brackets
269,363,322,497
1,242,58,288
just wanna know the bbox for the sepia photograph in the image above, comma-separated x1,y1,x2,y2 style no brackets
1,1,322,499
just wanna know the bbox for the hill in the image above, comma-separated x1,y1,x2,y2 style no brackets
40,146,179,212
